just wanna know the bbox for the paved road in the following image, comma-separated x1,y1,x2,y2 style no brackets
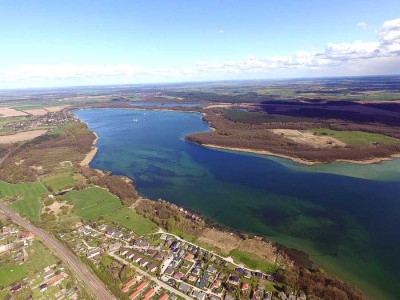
0,202,115,300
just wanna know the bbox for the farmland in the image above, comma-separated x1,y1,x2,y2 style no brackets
62,186,122,221
0,180,47,221
41,171,77,192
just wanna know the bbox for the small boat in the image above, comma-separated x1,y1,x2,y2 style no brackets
133,118,139,123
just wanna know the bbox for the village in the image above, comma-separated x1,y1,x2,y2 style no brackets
59,220,307,300
0,220,86,299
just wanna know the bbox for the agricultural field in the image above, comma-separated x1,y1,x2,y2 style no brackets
311,128,400,146
104,207,156,236
41,171,77,192
62,186,122,221
0,180,47,221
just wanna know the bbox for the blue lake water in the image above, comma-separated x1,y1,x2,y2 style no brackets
130,101,201,107
75,109,400,300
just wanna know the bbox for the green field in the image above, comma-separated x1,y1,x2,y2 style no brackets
0,241,56,288
62,186,122,221
0,180,47,221
41,171,76,192
104,207,156,236
230,249,277,274
311,128,400,146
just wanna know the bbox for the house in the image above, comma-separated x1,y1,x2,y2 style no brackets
129,290,141,300
263,292,273,300
182,261,191,269
198,279,207,289
228,275,239,285
43,268,55,279
98,224,107,231
18,231,34,241
188,275,197,282
122,278,137,293
142,288,155,300
192,290,206,300
127,251,136,260
224,294,235,300
160,233,167,240
191,268,201,275
153,252,164,261
87,248,102,259
108,241,122,252
38,283,48,292
129,281,149,299
178,282,191,293
170,241,180,250
210,297,221,300
139,259,149,267
185,253,194,260
133,254,142,263
147,263,157,272
46,272,68,286
211,279,221,289
157,294,169,300
164,267,174,276
120,247,130,256
10,283,22,293
241,283,250,291
206,265,217,274
173,271,184,280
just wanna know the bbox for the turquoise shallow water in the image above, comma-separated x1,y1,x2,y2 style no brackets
75,109,400,300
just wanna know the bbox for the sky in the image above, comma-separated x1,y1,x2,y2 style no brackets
0,0,399,88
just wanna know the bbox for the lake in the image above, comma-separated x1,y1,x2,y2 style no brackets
75,109,400,300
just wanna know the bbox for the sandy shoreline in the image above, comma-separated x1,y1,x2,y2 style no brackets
80,131,98,166
201,143,400,165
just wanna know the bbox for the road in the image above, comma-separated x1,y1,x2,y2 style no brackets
0,202,115,300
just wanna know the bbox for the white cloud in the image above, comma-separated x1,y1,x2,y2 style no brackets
209,29,224,36
1,18,400,88
357,22,369,30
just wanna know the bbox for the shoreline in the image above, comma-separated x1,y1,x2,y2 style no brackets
80,131,98,167
201,143,400,166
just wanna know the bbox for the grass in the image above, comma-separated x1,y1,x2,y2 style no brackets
311,128,400,146
230,249,277,274
0,241,56,288
170,229,198,243
41,171,76,192
26,240,57,272
0,180,47,221
62,186,122,221
104,207,156,236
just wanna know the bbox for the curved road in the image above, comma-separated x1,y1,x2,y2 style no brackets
0,202,115,300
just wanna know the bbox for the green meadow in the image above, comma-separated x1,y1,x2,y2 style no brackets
311,128,399,146
42,171,76,192
104,207,156,236
62,186,121,221
0,180,47,221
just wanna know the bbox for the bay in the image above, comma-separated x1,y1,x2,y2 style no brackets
75,109,400,300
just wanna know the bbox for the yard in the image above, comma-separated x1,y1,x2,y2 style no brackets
0,180,47,221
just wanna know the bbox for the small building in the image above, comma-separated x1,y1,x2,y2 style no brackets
158,294,169,300
241,283,250,291
147,263,157,272
173,271,184,280
143,288,155,300
87,248,102,259
178,282,191,293
192,290,206,300
122,277,137,293
228,275,239,285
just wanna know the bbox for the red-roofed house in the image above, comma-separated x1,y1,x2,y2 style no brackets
158,294,169,300
241,283,250,291
142,288,155,300
122,278,136,293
